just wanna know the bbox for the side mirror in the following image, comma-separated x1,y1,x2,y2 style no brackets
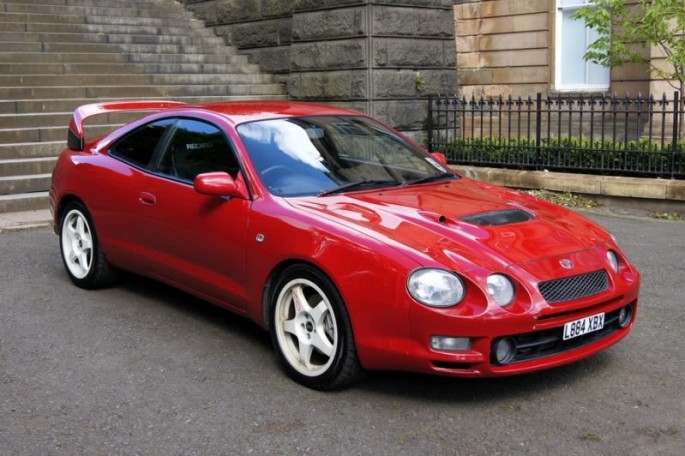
431,152,448,166
194,172,246,199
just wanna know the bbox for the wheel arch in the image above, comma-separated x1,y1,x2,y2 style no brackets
54,194,86,231
260,259,341,332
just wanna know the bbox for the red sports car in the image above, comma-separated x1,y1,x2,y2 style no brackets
50,100,640,389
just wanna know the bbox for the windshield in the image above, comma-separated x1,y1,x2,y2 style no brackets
237,115,454,197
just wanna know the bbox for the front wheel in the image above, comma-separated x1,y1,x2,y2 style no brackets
59,201,118,289
270,265,362,390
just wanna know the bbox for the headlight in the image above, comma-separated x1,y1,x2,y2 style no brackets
407,269,465,307
486,274,515,306
606,250,619,273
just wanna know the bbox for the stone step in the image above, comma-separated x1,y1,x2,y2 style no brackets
0,192,50,213
1,3,192,20
40,41,233,55
0,83,287,99
0,191,50,213
0,141,64,159
0,94,283,115
0,52,242,64
0,61,258,76
19,21,207,36
0,157,56,177
0,174,52,195
0,73,275,87
0,12,196,27
1,0,171,6
0,0,288,213
0,124,118,144
0,111,151,130
0,31,225,46
0,0,186,6
0,40,230,54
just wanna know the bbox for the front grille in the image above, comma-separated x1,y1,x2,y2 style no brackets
461,209,533,226
491,307,623,365
538,270,609,303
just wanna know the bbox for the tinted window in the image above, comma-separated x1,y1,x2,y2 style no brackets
156,119,240,182
109,119,174,168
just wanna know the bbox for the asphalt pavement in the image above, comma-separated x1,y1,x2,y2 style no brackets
0,212,683,455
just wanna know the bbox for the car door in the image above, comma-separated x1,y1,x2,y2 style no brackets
132,118,251,311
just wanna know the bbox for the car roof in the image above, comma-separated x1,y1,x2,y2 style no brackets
191,100,364,124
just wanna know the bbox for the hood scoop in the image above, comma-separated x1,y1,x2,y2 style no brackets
461,209,534,226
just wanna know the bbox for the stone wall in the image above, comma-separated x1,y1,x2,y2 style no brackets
179,0,458,142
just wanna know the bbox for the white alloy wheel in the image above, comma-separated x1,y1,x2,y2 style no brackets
61,208,94,279
274,278,339,377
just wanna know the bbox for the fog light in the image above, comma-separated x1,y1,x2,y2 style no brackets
431,336,471,351
493,337,516,365
618,306,632,328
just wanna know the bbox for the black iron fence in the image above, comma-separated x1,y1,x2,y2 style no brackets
427,92,684,179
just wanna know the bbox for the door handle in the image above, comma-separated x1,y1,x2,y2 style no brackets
139,192,157,205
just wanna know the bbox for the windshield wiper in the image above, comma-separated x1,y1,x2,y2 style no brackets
404,172,458,186
318,179,401,196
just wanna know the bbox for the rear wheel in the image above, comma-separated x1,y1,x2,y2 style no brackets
59,201,118,289
270,265,362,390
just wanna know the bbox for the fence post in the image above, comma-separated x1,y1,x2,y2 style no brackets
427,95,434,152
535,92,542,170
672,91,680,178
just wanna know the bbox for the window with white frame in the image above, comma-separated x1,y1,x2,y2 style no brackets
555,0,610,91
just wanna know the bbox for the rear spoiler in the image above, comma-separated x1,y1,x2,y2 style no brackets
67,100,187,151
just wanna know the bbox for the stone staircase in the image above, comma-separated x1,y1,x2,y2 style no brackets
0,0,287,213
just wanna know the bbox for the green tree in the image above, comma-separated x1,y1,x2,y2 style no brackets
573,0,685,97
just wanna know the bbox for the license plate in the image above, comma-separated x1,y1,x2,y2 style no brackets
563,312,605,340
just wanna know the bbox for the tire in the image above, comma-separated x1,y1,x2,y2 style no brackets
59,201,119,289
270,265,363,390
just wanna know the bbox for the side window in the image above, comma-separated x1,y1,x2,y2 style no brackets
156,119,240,182
109,119,175,168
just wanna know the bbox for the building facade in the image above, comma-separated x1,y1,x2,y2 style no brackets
179,0,459,142
453,0,678,99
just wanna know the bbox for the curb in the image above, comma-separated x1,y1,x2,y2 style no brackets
0,210,53,234
454,166,685,203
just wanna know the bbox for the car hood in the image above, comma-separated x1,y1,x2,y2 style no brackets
288,178,612,279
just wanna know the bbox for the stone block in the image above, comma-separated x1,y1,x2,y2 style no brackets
478,12,548,34
325,39,367,69
294,0,365,12
601,176,667,199
374,38,446,67
244,47,291,74
290,42,326,70
666,180,685,201
184,1,218,25
480,49,547,68
380,0,452,8
492,66,549,85
216,0,261,23
261,0,293,18
372,6,453,37
458,69,493,85
292,7,366,41
374,69,456,98
220,19,290,49
324,71,368,98
373,99,428,131
290,71,368,99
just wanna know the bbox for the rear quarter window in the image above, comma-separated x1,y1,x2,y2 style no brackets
108,119,175,168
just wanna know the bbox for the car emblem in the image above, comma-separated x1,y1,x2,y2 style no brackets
560,259,574,269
